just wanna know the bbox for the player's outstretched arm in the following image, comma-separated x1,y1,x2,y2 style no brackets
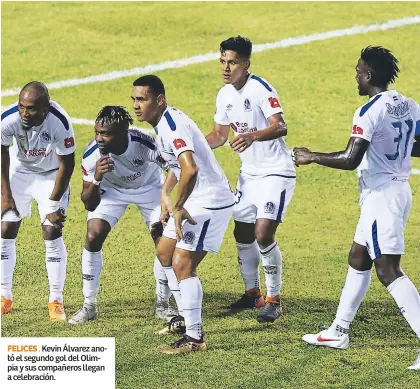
206,123,230,149
1,145,19,218
293,137,370,170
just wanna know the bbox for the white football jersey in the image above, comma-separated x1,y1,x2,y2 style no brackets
154,106,235,208
214,73,295,178
1,101,76,173
351,90,420,195
82,130,165,190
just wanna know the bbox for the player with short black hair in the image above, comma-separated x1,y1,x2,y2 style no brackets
293,46,420,370
1,81,76,321
206,35,296,323
132,75,235,354
68,106,175,324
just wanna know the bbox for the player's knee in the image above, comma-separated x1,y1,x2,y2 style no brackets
255,229,275,248
1,222,20,239
172,257,193,280
375,262,402,287
234,222,255,244
85,229,106,251
156,246,171,267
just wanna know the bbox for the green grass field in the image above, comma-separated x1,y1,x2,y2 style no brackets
2,2,420,388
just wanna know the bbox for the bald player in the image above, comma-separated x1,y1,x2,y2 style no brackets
1,81,76,321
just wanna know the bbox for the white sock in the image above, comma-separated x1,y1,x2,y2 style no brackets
179,276,203,340
236,241,260,292
163,266,183,315
328,266,372,336
1,238,16,300
45,237,67,303
260,242,282,298
82,248,103,305
153,257,171,301
387,275,420,338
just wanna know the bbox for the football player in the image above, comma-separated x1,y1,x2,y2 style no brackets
1,81,76,321
68,106,175,324
294,46,420,370
132,75,235,354
206,36,296,323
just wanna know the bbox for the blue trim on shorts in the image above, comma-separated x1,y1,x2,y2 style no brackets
372,220,382,259
196,219,210,252
265,174,296,179
204,202,235,210
276,189,286,222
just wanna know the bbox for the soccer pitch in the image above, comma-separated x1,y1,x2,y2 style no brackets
2,2,420,388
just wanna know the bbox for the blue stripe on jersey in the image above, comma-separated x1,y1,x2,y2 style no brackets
131,134,156,150
359,94,382,117
164,111,176,131
1,105,19,121
251,75,272,92
276,189,286,222
83,143,98,159
372,220,381,259
196,219,211,252
415,120,420,136
50,105,70,131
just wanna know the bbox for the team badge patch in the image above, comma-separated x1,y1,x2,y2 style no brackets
264,202,275,214
132,158,144,167
183,231,196,244
41,132,51,142
244,98,251,112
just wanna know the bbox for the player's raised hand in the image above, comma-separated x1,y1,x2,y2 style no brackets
229,133,255,153
94,155,114,181
1,194,20,218
292,147,314,167
172,207,197,241
46,209,67,230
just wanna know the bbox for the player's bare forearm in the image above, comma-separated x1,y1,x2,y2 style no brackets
80,181,101,212
252,114,287,142
206,123,230,149
49,153,75,201
1,145,12,197
174,152,198,210
162,169,178,197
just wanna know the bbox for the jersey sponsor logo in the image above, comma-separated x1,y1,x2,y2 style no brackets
230,122,257,134
264,201,275,214
183,231,196,244
352,125,364,135
268,97,281,109
132,158,144,167
121,172,142,181
41,131,51,142
173,138,187,150
23,148,48,157
64,136,75,148
244,98,251,112
386,102,409,117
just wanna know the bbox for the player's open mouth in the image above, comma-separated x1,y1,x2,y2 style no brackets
135,112,142,116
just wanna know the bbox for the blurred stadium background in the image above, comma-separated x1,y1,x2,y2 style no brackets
2,2,420,388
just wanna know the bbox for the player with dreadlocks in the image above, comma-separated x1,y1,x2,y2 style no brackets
293,46,420,370
69,106,177,324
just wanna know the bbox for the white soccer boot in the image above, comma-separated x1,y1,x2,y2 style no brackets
408,350,420,370
68,304,98,324
302,329,349,350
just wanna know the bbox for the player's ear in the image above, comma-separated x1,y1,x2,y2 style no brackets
366,70,372,83
245,60,251,72
157,94,166,107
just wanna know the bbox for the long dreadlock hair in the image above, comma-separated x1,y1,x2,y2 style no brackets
361,46,399,86
95,106,133,130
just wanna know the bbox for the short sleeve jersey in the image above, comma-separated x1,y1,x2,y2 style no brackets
81,130,165,190
214,73,295,178
350,90,420,193
154,106,235,208
1,101,76,173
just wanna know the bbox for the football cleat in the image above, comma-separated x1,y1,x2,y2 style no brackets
160,335,207,354
155,298,178,322
408,350,420,370
68,304,98,324
302,329,349,350
229,293,265,310
48,300,66,322
1,296,13,315
156,315,186,335
257,300,282,323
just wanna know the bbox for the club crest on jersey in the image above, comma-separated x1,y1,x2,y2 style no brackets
132,158,144,167
41,132,51,142
244,98,251,112
264,202,275,214
183,231,195,244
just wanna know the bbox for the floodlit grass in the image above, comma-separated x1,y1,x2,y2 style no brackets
1,2,420,389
